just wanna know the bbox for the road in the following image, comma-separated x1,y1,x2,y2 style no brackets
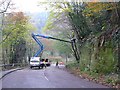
2,65,109,88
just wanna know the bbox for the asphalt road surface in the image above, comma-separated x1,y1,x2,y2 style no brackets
1,64,109,88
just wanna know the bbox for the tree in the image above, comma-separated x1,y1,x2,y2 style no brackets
2,12,36,66
43,1,120,76
43,2,83,63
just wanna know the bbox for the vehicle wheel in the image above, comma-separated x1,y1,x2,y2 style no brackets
39,66,40,69
30,66,32,69
41,66,43,69
41,64,44,69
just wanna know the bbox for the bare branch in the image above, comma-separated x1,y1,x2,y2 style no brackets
0,0,6,6
0,0,11,13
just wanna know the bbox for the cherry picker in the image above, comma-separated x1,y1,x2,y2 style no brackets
30,33,80,69
30,33,49,69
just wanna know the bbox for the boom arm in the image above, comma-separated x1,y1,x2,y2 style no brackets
32,33,44,57
31,33,71,57
32,33,80,63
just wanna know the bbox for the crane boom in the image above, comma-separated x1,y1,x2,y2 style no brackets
32,33,44,57
31,33,80,63
32,33,71,57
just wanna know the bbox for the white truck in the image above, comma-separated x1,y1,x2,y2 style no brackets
30,57,44,69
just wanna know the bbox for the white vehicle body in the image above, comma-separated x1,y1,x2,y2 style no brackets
30,57,40,68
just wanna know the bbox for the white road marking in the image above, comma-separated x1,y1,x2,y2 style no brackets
81,86,86,88
45,76,49,81
43,69,49,81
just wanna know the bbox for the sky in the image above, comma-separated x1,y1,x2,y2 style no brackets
11,0,120,13
11,0,47,13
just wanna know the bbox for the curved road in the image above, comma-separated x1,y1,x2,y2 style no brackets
2,65,109,88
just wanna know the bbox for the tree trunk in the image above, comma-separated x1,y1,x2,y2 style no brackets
71,39,80,63
118,39,120,79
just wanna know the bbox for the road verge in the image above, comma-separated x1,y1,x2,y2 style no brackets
0,68,24,80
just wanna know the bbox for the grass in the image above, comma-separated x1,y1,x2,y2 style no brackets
66,62,119,88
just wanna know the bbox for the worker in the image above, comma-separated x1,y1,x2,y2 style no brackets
56,61,59,68
43,59,47,68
